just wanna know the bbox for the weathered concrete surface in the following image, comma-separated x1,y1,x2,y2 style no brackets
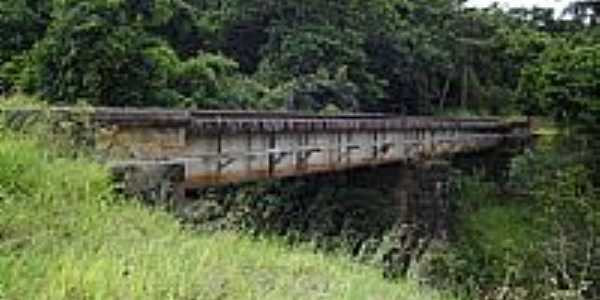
0,107,530,196
87,109,529,191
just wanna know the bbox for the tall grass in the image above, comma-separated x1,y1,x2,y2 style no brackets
0,116,457,299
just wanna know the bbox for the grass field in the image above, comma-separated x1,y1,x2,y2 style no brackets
0,127,457,299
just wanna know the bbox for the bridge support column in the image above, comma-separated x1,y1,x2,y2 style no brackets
390,161,452,239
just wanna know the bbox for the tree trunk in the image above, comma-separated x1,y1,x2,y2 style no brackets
440,77,451,111
461,67,468,110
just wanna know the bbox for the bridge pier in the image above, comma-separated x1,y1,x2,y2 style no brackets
391,161,452,239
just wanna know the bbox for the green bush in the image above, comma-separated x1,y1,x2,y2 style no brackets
426,134,600,300
20,1,172,105
518,42,600,124
172,53,271,109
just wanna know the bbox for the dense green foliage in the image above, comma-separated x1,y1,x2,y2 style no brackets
2,1,600,300
0,103,457,300
423,134,600,300
520,41,600,124
1,0,598,118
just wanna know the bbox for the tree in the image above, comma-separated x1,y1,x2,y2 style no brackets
21,1,177,105
518,40,600,124
0,0,52,93
564,1,600,26
147,0,216,58
0,0,51,63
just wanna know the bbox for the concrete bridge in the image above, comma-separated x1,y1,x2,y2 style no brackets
71,108,530,198
1,107,530,197
0,107,532,258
